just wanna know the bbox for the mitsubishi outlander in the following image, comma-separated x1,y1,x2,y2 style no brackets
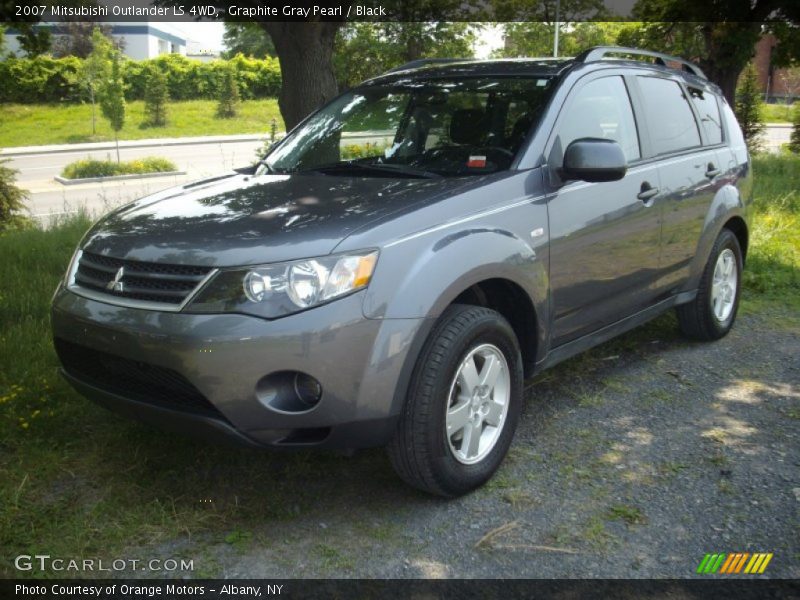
52,47,752,496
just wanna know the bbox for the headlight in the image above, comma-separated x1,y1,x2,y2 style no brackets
185,250,378,318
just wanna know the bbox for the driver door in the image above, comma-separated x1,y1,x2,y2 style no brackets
546,74,663,346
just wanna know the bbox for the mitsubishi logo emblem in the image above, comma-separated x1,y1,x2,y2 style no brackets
106,267,125,293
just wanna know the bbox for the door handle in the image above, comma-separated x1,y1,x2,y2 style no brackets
705,163,721,178
637,182,659,202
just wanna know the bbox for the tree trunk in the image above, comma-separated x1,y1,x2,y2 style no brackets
114,133,120,164
403,24,424,62
697,22,762,106
261,22,343,131
701,65,742,107
90,86,96,135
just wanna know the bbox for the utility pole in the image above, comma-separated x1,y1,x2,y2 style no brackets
553,0,561,57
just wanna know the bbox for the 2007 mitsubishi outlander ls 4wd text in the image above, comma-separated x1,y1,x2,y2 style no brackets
53,47,752,496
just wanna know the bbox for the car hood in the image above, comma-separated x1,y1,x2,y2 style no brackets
81,172,473,267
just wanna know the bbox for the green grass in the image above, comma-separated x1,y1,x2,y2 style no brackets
61,157,177,179
744,154,800,314
762,102,797,124
0,100,284,147
0,219,389,576
0,155,798,576
605,504,646,526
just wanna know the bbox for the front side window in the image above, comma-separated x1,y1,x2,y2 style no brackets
638,76,702,154
262,77,554,177
557,76,641,162
689,87,723,145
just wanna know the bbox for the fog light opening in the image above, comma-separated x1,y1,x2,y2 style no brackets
255,371,323,414
294,373,322,407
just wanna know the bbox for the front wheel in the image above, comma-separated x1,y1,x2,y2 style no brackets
677,228,743,341
388,304,523,497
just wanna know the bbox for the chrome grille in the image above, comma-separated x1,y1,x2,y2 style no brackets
73,251,213,306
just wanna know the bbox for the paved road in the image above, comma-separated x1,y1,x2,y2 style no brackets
763,124,791,152
8,139,263,222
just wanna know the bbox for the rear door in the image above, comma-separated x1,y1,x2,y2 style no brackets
545,73,663,346
633,76,724,296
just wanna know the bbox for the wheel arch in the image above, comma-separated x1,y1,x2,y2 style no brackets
450,278,539,377
687,184,749,291
386,275,543,421
723,215,749,263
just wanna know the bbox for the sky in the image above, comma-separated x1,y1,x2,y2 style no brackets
168,22,225,53
170,22,506,58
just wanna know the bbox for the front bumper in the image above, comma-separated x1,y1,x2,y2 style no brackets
51,286,428,449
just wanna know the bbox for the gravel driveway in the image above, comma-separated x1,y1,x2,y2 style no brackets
147,307,799,579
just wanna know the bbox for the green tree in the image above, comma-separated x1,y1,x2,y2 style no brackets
616,0,800,105
0,157,32,232
735,64,765,154
222,23,276,58
143,66,169,127
789,103,800,154
216,63,240,118
15,23,51,57
499,21,625,58
334,22,478,90
82,28,114,136
52,22,121,58
493,0,609,57
0,24,6,57
99,52,126,162
389,22,478,63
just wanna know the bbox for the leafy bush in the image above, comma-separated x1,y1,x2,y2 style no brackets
735,64,765,154
216,63,240,118
0,55,83,103
0,54,281,104
61,156,177,179
142,65,169,127
341,141,390,160
0,157,32,232
790,104,800,154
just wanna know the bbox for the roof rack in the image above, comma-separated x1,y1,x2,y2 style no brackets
385,58,464,74
575,46,706,80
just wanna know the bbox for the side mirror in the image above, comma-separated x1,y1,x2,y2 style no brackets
561,138,627,182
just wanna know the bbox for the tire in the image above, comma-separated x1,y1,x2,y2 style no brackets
677,228,743,341
388,304,523,497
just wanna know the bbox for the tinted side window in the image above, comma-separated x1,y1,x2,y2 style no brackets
689,87,723,145
638,77,701,154
721,100,746,149
558,76,640,162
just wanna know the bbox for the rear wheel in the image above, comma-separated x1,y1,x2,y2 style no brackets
677,228,743,341
388,304,523,497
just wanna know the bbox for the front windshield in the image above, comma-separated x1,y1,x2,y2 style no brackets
261,77,554,178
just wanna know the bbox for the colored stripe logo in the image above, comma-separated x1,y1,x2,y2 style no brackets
697,553,773,574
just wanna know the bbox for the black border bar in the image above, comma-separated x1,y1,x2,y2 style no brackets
2,579,800,600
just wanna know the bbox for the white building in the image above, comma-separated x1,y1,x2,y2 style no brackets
4,22,187,60
186,40,220,63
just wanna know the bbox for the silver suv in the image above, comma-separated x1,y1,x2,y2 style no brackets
52,47,751,496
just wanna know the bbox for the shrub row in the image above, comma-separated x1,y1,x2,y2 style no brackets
61,157,177,179
0,54,281,104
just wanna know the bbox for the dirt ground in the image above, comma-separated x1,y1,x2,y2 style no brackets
134,306,798,579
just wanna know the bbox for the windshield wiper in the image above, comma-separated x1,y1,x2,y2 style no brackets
298,161,441,179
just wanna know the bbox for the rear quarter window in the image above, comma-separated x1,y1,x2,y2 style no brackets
721,100,746,150
638,76,702,155
689,87,723,145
